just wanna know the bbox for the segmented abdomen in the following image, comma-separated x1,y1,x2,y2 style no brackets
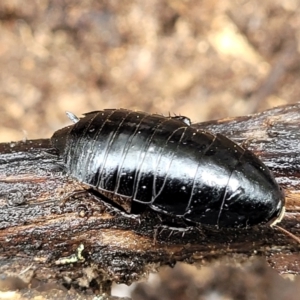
51,108,284,228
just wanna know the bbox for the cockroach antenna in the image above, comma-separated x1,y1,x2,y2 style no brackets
274,225,300,244
270,206,300,244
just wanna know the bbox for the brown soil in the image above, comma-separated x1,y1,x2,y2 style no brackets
0,0,299,142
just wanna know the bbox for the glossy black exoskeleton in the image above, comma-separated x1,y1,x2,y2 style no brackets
51,109,285,228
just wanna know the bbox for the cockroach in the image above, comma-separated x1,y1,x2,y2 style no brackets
51,109,298,241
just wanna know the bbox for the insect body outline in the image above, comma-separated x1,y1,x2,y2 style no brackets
51,108,285,229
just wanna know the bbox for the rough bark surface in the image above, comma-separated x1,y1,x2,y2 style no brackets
1,103,300,298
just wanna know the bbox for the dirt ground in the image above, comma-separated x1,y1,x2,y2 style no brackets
1,1,300,299
0,0,299,142
132,261,300,300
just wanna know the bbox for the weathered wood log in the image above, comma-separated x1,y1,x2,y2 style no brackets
1,103,300,297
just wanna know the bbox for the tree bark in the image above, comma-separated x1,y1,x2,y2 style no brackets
1,103,300,297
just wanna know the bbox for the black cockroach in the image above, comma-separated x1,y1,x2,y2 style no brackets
51,109,296,240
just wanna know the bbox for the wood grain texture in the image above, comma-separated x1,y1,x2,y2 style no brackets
1,104,300,296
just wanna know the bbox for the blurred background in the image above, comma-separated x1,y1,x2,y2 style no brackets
1,1,300,298
0,0,300,142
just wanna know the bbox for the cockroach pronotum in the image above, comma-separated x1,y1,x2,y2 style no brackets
51,108,299,242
